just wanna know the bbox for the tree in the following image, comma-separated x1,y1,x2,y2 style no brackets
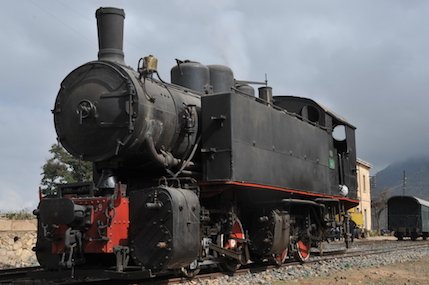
40,143,92,191
371,189,390,233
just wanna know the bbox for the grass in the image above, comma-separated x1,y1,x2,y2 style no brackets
0,209,34,220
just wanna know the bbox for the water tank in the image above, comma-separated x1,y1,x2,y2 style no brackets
171,61,210,94
236,84,255,96
208,65,234,94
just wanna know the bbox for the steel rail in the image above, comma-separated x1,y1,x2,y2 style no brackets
3,240,429,284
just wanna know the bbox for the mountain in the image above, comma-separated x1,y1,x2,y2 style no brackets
371,156,429,230
372,156,429,200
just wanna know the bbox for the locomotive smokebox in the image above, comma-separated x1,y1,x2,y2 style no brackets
96,7,125,64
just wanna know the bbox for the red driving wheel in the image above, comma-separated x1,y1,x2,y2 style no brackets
273,248,288,266
219,217,245,272
294,240,311,262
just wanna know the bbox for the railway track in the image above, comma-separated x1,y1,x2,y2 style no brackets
0,266,42,284
3,239,429,284
182,240,429,285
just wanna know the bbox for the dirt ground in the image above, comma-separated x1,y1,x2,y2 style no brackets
273,256,429,285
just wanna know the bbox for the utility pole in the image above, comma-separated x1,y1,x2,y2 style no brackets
402,170,407,196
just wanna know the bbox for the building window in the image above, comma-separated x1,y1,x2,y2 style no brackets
363,175,366,193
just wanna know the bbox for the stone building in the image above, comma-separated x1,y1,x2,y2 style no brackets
0,219,38,268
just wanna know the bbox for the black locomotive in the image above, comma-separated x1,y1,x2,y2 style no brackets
34,7,358,277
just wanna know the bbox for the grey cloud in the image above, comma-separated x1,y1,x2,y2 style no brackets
1,0,429,209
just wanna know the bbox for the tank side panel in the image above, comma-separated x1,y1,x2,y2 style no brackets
201,94,232,180
231,94,333,195
201,93,351,198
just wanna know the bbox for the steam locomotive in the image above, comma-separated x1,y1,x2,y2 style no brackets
34,7,358,277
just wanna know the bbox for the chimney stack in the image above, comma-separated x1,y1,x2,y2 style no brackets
258,86,273,104
95,7,125,64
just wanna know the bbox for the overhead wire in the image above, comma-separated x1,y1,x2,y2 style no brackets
28,0,97,49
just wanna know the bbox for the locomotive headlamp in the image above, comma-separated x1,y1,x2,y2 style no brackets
138,55,158,78
144,55,158,73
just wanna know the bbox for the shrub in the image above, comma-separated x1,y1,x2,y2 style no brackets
1,210,34,220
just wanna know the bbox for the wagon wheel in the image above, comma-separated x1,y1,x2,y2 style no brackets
396,232,404,241
272,248,288,266
294,239,311,263
218,217,245,273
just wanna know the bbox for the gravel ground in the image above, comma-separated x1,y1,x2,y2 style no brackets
273,256,429,285
183,240,429,285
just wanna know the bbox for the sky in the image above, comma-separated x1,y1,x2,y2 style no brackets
1,0,428,211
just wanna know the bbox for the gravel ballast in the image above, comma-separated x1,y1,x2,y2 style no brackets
184,241,429,285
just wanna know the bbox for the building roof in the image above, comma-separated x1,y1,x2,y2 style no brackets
357,158,372,169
